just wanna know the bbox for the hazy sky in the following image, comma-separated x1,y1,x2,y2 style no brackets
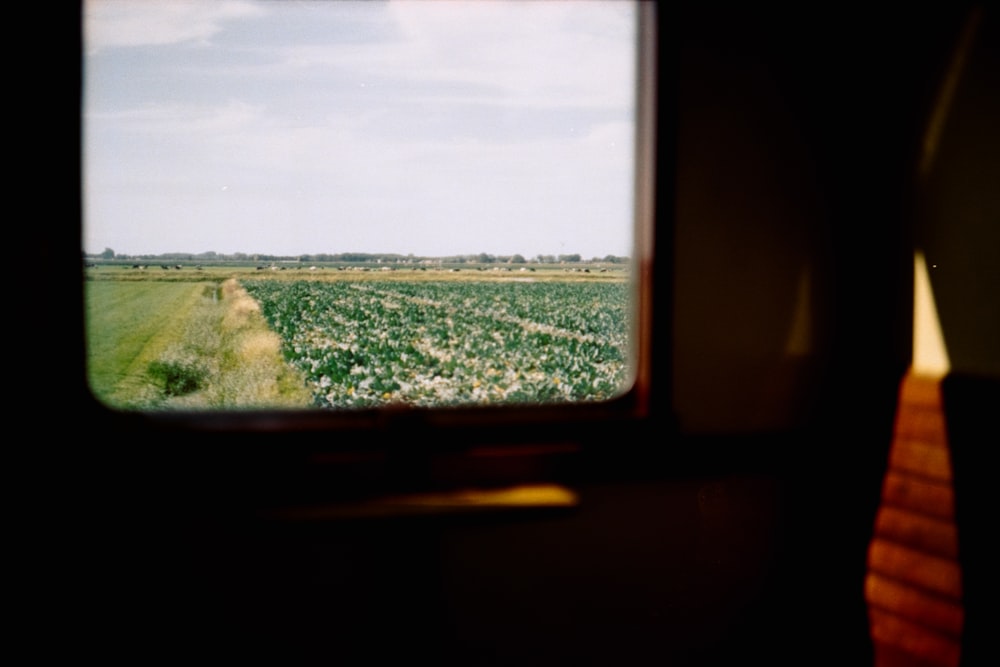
83,0,637,259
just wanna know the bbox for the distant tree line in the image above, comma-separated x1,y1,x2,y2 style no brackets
85,249,630,265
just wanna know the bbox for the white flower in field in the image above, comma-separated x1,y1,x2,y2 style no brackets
318,375,331,389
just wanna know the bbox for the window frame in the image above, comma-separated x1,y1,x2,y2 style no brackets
75,2,666,451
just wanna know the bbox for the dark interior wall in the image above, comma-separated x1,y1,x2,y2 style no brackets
671,7,833,433
925,10,1000,665
670,4,979,434
122,475,784,666
661,7,975,665
917,8,1000,379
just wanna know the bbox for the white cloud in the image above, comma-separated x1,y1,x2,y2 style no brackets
272,0,635,110
87,99,264,135
84,0,265,52
83,0,637,258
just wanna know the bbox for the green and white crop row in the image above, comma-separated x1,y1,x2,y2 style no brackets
242,279,632,408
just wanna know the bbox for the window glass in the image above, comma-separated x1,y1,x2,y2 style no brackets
83,0,639,411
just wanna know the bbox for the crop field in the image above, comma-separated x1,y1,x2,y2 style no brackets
84,265,634,410
242,278,633,408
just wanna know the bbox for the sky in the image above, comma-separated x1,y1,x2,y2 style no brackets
83,0,637,259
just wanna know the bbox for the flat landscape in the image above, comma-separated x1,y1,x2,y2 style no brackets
84,262,634,411
85,280,211,407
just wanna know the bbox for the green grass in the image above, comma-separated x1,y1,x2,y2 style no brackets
85,280,207,407
85,278,313,410
83,263,630,411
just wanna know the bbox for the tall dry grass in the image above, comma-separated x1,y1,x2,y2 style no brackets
155,279,312,410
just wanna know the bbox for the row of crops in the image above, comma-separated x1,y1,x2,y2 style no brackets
241,279,633,409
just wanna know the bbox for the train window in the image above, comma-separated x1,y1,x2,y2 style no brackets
81,0,655,429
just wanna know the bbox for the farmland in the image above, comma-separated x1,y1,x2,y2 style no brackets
85,280,210,407
85,276,313,410
84,264,634,410
244,278,631,408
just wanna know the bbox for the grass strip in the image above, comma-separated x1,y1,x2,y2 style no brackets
85,278,312,410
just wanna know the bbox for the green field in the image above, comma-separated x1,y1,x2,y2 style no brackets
245,278,632,408
84,262,628,284
85,276,313,410
85,280,208,407
84,264,633,410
